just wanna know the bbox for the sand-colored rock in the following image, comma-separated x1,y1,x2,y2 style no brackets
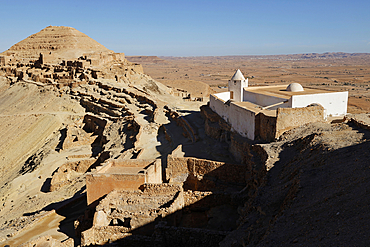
1,26,113,63
2,26,370,247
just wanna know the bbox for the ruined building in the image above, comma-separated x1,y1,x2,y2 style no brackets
75,147,253,246
0,26,144,86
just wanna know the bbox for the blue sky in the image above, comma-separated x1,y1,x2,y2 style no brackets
0,0,369,56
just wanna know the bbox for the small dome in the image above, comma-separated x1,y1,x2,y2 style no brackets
231,69,245,81
286,83,304,92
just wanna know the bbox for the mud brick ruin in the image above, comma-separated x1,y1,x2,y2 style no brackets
75,145,259,246
86,159,162,205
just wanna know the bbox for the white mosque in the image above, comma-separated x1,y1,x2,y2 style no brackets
209,69,348,141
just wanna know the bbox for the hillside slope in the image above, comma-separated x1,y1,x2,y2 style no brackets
1,26,113,62
221,119,370,246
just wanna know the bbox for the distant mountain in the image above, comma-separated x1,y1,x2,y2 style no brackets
126,56,167,64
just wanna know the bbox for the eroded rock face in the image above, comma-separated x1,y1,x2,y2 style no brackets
1,26,113,63
0,26,211,245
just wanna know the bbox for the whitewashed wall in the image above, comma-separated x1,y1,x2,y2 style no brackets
210,93,257,140
210,93,231,122
214,91,230,102
243,90,291,109
292,91,348,117
229,103,256,140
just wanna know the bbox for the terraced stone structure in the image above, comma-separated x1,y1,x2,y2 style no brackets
81,184,184,245
86,159,162,205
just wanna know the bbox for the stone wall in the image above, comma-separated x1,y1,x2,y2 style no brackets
50,158,97,191
86,159,162,205
0,51,144,85
81,226,131,246
166,155,246,191
201,104,231,143
62,114,108,150
255,112,277,142
81,184,184,246
208,98,325,142
165,106,198,143
86,173,145,205
275,104,324,138
345,114,370,131
201,105,269,195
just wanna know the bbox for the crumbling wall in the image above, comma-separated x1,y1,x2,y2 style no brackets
86,173,145,205
81,226,131,246
0,50,144,85
93,184,183,228
50,158,97,191
165,106,198,142
255,112,277,142
345,114,370,131
86,159,162,205
62,125,97,150
81,184,184,246
166,155,246,191
201,104,231,142
0,56,6,66
183,190,232,209
275,104,324,138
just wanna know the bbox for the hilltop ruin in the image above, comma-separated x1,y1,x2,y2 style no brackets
1,26,370,247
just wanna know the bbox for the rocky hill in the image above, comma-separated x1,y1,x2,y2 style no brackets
1,26,113,63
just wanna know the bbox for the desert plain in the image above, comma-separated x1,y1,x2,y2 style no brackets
128,53,370,113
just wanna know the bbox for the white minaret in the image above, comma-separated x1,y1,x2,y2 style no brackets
228,69,248,102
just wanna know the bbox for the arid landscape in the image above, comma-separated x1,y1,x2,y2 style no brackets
0,26,370,247
128,53,370,114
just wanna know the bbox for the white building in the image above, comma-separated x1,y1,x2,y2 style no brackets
210,69,348,141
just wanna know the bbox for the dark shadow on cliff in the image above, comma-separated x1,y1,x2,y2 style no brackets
156,107,238,171
23,186,88,246
74,139,270,246
221,124,370,247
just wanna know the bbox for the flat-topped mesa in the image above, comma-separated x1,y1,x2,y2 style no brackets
1,26,114,64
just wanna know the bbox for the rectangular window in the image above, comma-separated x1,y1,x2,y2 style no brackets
230,91,234,99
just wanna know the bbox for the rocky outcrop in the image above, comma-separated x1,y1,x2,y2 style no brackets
1,26,113,63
